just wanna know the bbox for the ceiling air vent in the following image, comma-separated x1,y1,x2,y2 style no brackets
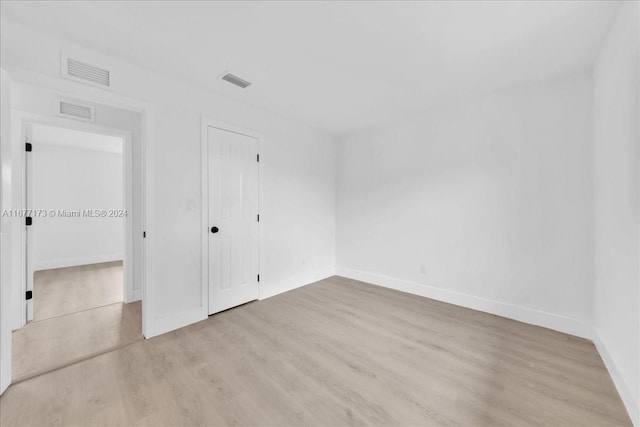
61,54,111,89
221,72,251,89
58,101,95,122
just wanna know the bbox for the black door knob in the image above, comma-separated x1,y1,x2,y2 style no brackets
210,226,219,234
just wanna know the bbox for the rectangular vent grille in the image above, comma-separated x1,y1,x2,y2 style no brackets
221,73,251,88
66,58,110,87
59,101,95,122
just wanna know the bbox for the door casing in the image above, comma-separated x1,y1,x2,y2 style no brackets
0,69,157,395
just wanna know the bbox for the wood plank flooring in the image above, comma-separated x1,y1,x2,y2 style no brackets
0,276,632,426
13,261,141,381
12,301,142,381
33,261,124,321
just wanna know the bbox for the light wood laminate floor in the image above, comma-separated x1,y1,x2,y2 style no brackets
1,276,632,426
13,262,140,381
12,301,142,381
33,261,124,321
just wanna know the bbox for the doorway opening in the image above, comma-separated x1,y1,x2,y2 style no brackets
12,122,141,381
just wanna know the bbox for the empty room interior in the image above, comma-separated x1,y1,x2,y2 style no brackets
0,1,638,426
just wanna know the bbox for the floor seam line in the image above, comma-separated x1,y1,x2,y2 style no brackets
29,300,130,324
10,336,144,386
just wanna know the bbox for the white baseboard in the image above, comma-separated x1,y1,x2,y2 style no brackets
32,254,123,272
593,329,639,426
336,266,592,339
260,269,335,300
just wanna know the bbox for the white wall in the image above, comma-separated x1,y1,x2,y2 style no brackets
29,124,123,271
337,73,594,338
1,21,336,337
0,68,13,394
592,2,640,425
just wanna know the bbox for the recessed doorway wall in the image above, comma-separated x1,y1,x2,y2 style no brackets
12,120,142,380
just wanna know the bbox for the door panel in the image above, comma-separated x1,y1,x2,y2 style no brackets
208,126,259,314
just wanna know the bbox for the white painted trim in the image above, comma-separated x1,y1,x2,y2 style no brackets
23,122,31,323
336,267,592,339
140,106,154,338
201,118,263,316
6,69,154,340
200,120,209,321
31,254,123,272
131,288,142,302
122,128,134,305
593,329,639,426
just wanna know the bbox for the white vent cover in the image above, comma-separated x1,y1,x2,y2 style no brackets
58,101,95,122
220,72,251,89
61,54,111,89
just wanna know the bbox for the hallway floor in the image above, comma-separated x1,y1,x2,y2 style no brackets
12,262,141,381
33,261,124,321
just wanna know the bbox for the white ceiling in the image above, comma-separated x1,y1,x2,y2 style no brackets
0,1,621,136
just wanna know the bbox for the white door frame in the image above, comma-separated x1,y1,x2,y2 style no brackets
0,70,158,394
22,118,134,323
201,118,262,315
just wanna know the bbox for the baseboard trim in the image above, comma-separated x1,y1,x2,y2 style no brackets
259,270,335,300
593,329,639,426
131,288,142,302
147,270,334,338
336,267,592,339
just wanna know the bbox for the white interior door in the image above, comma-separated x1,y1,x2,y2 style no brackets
207,126,259,315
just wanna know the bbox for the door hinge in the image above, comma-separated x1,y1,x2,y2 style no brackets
143,231,146,238
257,153,260,162
257,214,260,222
25,142,32,152
25,216,33,226
257,274,260,282
26,290,32,300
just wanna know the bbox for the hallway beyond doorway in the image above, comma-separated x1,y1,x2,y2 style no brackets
34,261,124,321
12,263,141,381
